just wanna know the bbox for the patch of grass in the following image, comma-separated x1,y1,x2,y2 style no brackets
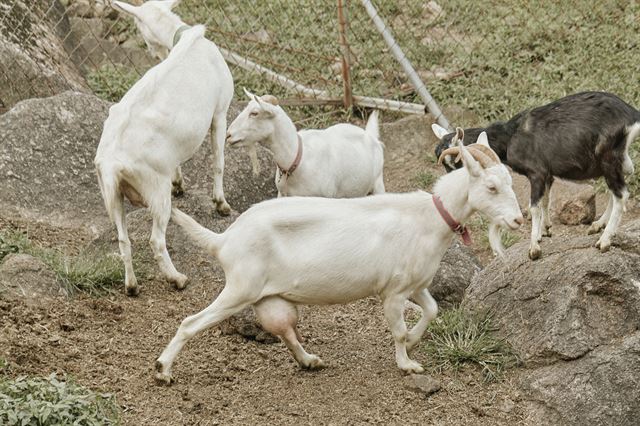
420,307,519,381
87,64,140,102
0,373,119,425
0,230,142,296
0,234,20,262
414,170,437,190
468,214,521,252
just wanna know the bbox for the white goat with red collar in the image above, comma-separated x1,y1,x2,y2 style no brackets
226,91,385,197
94,0,233,295
154,133,523,384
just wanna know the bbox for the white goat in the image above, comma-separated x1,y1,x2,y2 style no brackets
94,0,233,295
226,91,385,197
154,133,524,384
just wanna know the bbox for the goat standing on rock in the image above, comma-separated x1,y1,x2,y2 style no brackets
154,133,523,384
94,0,234,295
226,91,385,198
433,91,640,260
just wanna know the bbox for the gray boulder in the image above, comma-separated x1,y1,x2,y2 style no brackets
430,242,481,307
464,220,640,425
0,0,89,108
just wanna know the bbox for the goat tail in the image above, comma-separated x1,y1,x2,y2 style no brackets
365,110,381,144
95,164,121,223
171,208,223,254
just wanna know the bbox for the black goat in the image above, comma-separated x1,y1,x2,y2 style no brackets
432,91,640,260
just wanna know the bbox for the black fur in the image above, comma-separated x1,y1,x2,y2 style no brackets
435,92,640,204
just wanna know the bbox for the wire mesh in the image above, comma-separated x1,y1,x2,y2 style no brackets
1,0,639,127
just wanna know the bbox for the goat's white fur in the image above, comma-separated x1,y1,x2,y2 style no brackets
227,91,385,198
95,0,233,295
154,135,523,383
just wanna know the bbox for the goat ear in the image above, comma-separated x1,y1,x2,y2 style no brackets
476,131,490,147
112,1,139,17
431,123,449,140
459,144,483,177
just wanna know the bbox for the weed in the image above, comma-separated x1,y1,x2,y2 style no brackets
87,64,140,102
420,307,519,381
0,230,143,296
414,170,437,190
468,215,520,252
0,373,119,425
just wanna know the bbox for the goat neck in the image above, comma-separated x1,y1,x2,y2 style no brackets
431,168,474,240
159,16,186,52
263,110,301,172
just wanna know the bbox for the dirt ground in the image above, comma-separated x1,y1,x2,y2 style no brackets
2,113,639,425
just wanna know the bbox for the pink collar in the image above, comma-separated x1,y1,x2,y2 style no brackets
432,195,472,246
277,134,303,178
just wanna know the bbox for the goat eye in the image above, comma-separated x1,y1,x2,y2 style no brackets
249,111,259,117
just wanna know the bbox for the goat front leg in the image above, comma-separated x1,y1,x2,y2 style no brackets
595,187,627,252
254,297,324,370
155,287,253,384
149,191,187,289
383,294,423,374
406,288,438,351
211,114,231,215
528,178,546,260
171,166,184,197
541,182,552,237
588,191,613,235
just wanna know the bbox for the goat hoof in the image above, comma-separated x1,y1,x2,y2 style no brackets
587,224,602,235
400,361,424,374
170,274,188,290
596,239,611,252
302,356,325,370
154,361,174,385
171,184,185,197
528,247,542,260
125,285,140,297
215,200,232,216
542,228,552,237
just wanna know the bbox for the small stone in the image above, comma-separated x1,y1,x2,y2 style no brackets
554,183,596,225
404,374,441,396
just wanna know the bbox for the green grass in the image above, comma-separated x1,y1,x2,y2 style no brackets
420,307,519,381
0,374,119,425
87,64,141,103
0,231,141,296
414,170,438,190
468,214,521,252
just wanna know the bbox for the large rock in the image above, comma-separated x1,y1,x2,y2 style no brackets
0,253,66,302
0,0,89,108
430,242,481,307
0,92,276,230
553,182,596,225
464,220,640,425
523,332,640,425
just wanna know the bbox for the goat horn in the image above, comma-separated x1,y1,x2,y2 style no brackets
467,143,500,164
261,95,279,106
466,146,497,168
438,147,461,165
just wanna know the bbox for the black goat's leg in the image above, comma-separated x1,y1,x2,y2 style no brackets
596,169,628,252
528,176,546,260
588,191,612,235
541,179,553,237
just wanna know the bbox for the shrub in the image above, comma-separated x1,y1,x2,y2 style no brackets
0,374,119,425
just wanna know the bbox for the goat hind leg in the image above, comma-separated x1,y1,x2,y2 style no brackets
596,188,627,252
149,192,187,289
112,196,139,296
255,297,324,369
210,114,231,215
541,182,552,237
588,192,613,235
155,287,253,384
171,166,184,197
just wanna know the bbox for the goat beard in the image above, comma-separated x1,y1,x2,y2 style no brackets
488,222,506,259
248,144,260,176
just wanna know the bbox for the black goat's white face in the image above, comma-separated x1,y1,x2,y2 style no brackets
433,124,463,171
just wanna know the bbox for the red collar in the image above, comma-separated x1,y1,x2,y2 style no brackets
432,195,472,246
277,134,303,178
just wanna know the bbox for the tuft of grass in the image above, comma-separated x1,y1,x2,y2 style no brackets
468,214,521,252
87,64,141,102
414,170,437,190
0,230,142,296
0,373,119,425
420,307,519,381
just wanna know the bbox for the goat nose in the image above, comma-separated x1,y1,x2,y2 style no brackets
514,215,524,226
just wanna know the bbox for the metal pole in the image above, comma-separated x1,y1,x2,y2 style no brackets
360,0,451,130
337,0,354,109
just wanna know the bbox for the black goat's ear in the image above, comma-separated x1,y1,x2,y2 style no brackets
431,123,449,140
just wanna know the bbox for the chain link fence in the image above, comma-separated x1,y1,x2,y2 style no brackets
1,0,639,128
